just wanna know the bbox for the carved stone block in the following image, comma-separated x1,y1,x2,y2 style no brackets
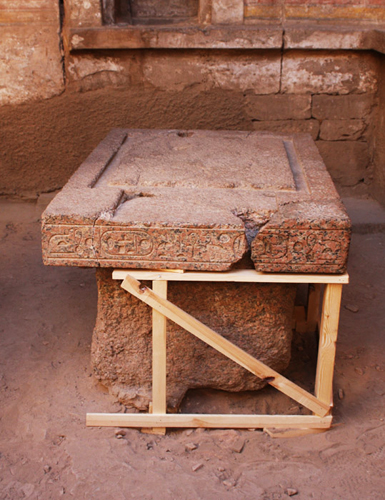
42,129,351,273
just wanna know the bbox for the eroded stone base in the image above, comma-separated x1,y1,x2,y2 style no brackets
91,268,296,410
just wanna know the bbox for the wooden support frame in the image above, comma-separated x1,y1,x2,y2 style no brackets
87,269,348,432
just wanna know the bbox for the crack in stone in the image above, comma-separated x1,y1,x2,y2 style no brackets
231,209,270,248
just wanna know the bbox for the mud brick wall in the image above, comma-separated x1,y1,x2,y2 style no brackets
0,0,384,204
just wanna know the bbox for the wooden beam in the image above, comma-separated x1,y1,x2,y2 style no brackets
86,413,333,429
315,284,343,409
113,269,349,285
151,280,168,435
121,274,330,417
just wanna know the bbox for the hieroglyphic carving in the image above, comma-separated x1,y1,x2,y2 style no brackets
44,225,247,265
252,228,350,272
46,226,96,259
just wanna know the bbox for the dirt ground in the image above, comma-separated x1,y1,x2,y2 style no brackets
0,198,384,500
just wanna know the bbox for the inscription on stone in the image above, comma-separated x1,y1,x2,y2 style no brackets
41,130,351,273
45,225,247,268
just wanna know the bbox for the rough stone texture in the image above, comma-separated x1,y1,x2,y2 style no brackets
319,120,366,141
141,51,281,94
316,141,369,187
42,129,351,273
66,50,281,94
67,54,131,92
130,0,198,22
282,51,378,95
212,0,244,24
67,25,284,50
92,268,296,410
312,94,374,120
251,119,319,140
0,2,64,105
244,94,312,121
245,1,385,22
65,0,102,27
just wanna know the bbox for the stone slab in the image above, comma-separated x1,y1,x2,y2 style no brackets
42,129,351,273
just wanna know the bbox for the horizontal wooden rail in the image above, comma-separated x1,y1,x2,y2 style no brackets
113,269,349,284
87,413,333,429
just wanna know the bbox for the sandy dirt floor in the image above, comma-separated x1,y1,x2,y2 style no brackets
0,198,384,500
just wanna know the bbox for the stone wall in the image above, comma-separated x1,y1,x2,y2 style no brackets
0,0,64,105
0,0,384,204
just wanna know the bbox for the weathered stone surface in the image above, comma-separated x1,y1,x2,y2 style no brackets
0,24,64,105
212,0,244,24
282,51,378,95
68,25,284,50
312,94,374,120
284,26,374,51
68,51,281,94
252,200,351,273
244,94,312,121
91,268,296,410
319,120,365,141
67,54,131,92
141,51,281,93
66,0,102,27
130,0,198,22
251,119,320,140
316,141,369,186
42,129,351,274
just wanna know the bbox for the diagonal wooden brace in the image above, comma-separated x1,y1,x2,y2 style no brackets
121,274,330,418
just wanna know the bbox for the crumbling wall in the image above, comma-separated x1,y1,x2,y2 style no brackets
0,0,384,203
0,0,64,105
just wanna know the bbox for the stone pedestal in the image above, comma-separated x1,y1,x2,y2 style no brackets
92,268,296,410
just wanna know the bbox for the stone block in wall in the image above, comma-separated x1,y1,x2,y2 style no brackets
67,54,134,92
312,94,374,120
141,51,281,94
319,120,366,141
65,0,102,27
251,119,320,140
244,94,311,121
212,0,244,24
316,141,369,186
0,25,64,105
282,51,378,95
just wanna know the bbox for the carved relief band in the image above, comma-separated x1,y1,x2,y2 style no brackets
252,229,351,273
43,225,248,270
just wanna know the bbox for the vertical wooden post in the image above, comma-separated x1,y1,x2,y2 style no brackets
151,280,168,434
315,284,343,411
306,284,321,333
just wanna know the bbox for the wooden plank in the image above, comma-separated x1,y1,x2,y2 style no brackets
306,284,321,333
264,427,327,438
315,284,343,409
86,413,333,429
151,280,168,435
113,269,349,284
121,275,330,417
